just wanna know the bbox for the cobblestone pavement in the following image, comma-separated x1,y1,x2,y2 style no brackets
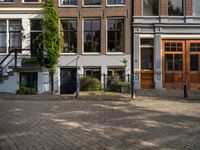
0,99,200,150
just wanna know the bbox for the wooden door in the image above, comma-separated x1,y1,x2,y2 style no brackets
141,47,154,89
162,40,186,89
60,68,77,94
187,40,200,89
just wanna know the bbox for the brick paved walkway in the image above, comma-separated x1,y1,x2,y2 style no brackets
0,99,200,150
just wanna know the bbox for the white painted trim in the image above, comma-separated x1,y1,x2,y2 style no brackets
58,0,78,7
161,34,200,39
0,8,43,11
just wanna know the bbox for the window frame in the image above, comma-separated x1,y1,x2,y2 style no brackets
60,18,77,54
83,0,101,7
142,0,160,16
83,18,101,54
106,0,125,7
168,0,184,16
107,18,125,54
59,0,78,7
0,0,14,3
22,0,44,4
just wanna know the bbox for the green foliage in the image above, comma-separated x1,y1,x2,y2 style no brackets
21,57,39,64
17,86,37,95
80,76,101,91
42,0,62,75
113,80,129,86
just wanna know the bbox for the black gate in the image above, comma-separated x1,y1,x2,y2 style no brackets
60,68,77,94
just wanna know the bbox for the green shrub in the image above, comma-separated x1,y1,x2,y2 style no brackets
80,76,101,91
108,80,129,92
17,86,37,95
21,57,39,64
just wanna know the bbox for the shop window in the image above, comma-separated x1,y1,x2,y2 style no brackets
165,42,182,52
165,54,182,71
190,54,199,71
190,43,200,52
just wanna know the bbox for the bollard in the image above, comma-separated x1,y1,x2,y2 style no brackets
184,81,188,99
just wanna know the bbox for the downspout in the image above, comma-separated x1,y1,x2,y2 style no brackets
131,0,136,99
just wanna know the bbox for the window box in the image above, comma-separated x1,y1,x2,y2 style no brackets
21,57,40,68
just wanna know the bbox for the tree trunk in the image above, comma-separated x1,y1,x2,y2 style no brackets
50,73,54,94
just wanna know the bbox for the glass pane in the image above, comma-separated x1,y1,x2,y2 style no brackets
165,54,173,71
108,20,115,30
193,0,200,16
0,32,6,53
143,0,159,16
9,20,21,31
165,43,170,51
190,54,199,71
92,20,100,31
0,20,7,31
10,32,22,50
168,0,183,16
84,20,92,31
31,20,42,30
174,54,182,71
141,39,154,46
141,48,153,69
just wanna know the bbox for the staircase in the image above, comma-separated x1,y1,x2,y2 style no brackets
0,49,30,93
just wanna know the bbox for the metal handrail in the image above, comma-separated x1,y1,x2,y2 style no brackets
0,49,31,76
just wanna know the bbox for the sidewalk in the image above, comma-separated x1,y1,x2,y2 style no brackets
0,89,199,101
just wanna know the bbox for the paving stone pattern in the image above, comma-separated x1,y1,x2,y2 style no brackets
0,99,200,150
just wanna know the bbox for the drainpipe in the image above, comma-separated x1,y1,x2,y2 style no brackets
131,0,136,99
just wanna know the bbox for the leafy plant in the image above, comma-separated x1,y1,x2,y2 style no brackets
42,0,62,93
17,86,37,95
80,76,101,91
21,57,39,64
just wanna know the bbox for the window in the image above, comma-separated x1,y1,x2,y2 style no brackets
60,0,77,5
190,54,199,71
9,20,22,51
143,0,159,16
20,72,38,91
165,54,182,71
107,68,125,81
23,0,44,2
165,42,182,51
0,0,13,2
141,48,154,69
30,20,43,57
107,19,124,52
168,0,183,16
141,39,154,70
190,43,200,52
0,21,7,53
0,20,22,53
107,0,124,5
84,19,101,53
84,0,101,5
193,0,200,16
84,68,101,80
61,19,77,53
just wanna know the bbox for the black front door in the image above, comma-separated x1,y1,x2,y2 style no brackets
60,68,77,94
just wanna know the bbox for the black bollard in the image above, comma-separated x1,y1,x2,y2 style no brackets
184,81,188,99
